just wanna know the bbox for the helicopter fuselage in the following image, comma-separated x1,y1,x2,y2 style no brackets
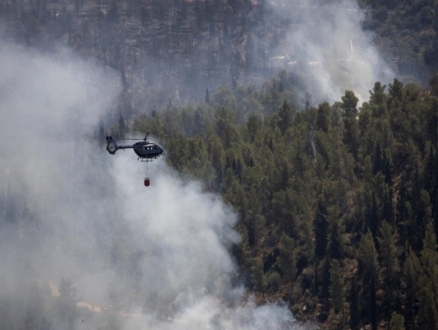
132,141,164,159
106,136,164,161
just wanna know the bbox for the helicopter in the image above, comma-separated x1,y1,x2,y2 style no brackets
106,133,165,186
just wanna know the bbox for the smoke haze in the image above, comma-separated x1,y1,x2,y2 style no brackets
266,0,394,103
0,43,308,330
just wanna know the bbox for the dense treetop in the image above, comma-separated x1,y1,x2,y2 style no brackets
112,75,438,329
2,0,438,329
2,0,438,109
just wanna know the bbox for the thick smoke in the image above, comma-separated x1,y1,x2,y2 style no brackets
0,43,307,330
266,0,394,103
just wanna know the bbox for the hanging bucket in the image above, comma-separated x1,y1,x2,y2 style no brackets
144,177,150,187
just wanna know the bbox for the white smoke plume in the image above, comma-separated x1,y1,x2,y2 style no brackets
0,43,309,330
266,0,394,103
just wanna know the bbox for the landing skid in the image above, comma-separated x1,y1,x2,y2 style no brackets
138,157,159,162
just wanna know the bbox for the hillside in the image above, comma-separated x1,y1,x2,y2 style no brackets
3,0,436,112
1,1,438,330
126,77,438,329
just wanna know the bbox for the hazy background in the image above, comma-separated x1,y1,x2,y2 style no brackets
0,0,397,113
0,42,307,330
0,0,396,327
265,0,394,103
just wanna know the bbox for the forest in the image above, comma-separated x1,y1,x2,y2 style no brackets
1,0,438,329
2,0,438,108
122,75,438,330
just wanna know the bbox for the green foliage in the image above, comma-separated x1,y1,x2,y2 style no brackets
277,233,297,282
342,91,360,161
358,230,378,283
349,275,361,330
405,248,421,329
430,74,438,96
316,102,331,133
250,257,264,291
128,77,438,327
329,259,344,314
277,101,294,134
313,200,328,261
265,271,282,293
378,221,399,323
418,222,438,330
6,0,438,327
390,312,405,330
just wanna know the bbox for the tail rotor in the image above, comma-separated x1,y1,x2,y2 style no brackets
106,136,118,155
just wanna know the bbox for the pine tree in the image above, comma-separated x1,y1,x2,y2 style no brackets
418,222,438,330
314,260,319,296
370,276,378,330
321,256,331,302
373,143,382,175
371,81,387,104
329,259,344,314
246,114,262,143
378,222,399,325
316,102,331,133
250,257,264,291
423,143,438,234
278,100,294,134
382,183,394,224
314,199,329,260
341,90,359,161
277,233,297,282
389,79,403,102
404,248,420,330
327,206,345,260
349,275,360,330
358,230,378,280
358,230,378,329
254,214,267,246
368,192,379,240
391,312,405,330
